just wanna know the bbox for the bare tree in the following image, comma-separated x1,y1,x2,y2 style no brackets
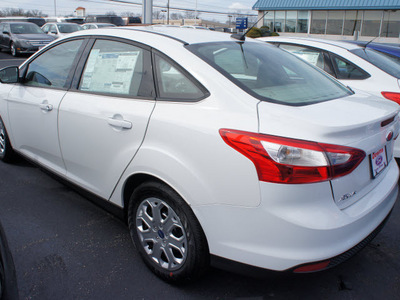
105,11,117,16
0,8,45,17
153,10,164,20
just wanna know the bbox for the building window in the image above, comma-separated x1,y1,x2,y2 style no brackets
263,11,274,31
285,11,297,32
343,10,362,35
297,11,308,33
274,11,285,32
326,11,344,35
362,10,382,37
311,11,327,34
381,10,400,37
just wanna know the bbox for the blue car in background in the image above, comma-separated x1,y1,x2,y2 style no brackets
346,40,400,60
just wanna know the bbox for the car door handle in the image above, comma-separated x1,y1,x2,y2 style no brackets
107,117,132,129
39,103,53,112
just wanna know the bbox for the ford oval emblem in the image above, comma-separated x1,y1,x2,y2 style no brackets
386,131,394,142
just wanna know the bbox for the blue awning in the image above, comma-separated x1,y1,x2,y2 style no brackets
253,0,400,11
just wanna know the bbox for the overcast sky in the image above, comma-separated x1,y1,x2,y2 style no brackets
0,0,257,22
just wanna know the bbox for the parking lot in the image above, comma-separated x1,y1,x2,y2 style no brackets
0,51,399,299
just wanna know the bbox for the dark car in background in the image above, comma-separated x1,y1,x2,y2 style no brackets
0,22,55,56
85,15,125,26
0,220,18,300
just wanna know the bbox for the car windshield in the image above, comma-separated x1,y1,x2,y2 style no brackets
187,41,351,106
10,23,44,34
351,48,400,79
57,23,82,33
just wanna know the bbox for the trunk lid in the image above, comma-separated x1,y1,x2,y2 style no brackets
257,93,400,209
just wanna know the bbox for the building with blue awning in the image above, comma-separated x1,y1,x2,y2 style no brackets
253,0,400,42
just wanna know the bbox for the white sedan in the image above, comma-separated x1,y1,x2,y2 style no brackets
41,22,83,38
259,37,400,101
0,27,399,282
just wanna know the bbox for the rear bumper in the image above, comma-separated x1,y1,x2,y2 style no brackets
194,160,399,271
210,208,393,275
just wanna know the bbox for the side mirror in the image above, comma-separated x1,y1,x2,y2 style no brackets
50,31,57,34
0,66,19,84
2,31,10,35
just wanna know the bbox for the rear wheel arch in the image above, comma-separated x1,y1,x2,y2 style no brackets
126,179,210,282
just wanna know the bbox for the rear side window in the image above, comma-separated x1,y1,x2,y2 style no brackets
330,54,370,80
79,39,154,98
154,54,207,101
25,39,84,89
187,41,351,106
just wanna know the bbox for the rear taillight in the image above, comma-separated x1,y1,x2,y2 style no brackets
381,92,400,105
219,129,366,184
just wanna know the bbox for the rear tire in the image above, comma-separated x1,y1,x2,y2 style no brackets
128,181,209,283
0,117,16,163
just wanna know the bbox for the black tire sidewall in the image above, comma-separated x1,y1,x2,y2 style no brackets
0,117,15,163
128,181,209,283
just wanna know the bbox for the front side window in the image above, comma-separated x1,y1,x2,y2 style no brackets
187,41,351,106
25,39,84,88
79,39,154,97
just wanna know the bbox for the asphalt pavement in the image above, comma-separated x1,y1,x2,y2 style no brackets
0,51,399,299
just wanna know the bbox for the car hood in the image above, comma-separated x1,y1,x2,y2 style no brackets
13,33,54,41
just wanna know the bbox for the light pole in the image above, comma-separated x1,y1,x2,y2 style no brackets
195,0,197,25
54,0,57,16
167,0,170,25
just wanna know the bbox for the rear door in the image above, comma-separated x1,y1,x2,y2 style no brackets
58,38,156,199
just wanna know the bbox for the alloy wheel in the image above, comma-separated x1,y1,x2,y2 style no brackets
135,197,188,271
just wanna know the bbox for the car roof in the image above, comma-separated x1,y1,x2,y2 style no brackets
259,36,362,51
70,25,248,45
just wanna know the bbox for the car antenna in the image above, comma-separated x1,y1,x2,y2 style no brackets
231,11,268,42
365,36,378,47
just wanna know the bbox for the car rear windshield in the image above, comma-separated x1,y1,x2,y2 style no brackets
186,41,351,106
351,48,400,79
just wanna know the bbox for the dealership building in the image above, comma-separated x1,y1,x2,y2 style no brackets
253,0,400,42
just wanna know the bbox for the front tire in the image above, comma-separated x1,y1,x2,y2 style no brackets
128,181,209,283
0,117,16,163
10,43,18,57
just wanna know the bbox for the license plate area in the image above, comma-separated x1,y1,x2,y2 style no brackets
370,146,388,178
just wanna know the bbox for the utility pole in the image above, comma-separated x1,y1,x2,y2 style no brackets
54,0,57,16
167,0,170,25
142,0,153,24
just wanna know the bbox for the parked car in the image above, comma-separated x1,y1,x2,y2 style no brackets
85,15,124,26
259,37,400,101
0,16,45,27
0,27,399,283
0,22,55,56
42,22,83,38
81,23,116,30
260,37,400,156
0,220,18,300
345,40,400,60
